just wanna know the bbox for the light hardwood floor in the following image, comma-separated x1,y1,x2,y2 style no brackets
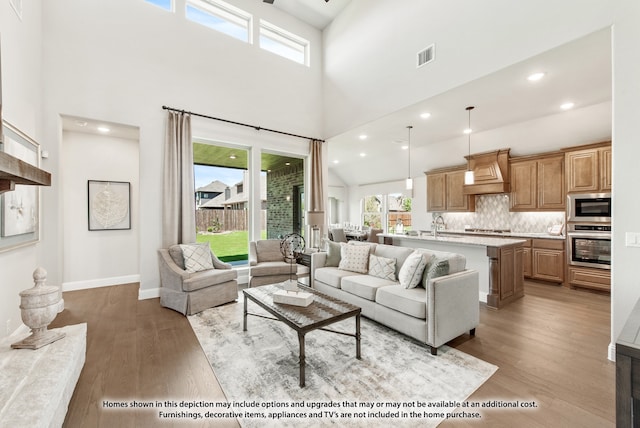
50,281,615,427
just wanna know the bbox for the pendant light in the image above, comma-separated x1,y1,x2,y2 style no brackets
464,106,475,185
405,125,413,190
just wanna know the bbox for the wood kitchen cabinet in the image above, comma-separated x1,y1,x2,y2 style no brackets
522,238,564,284
567,265,610,292
426,167,475,212
565,142,611,193
510,153,564,211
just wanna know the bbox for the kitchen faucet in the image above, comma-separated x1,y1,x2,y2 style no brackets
433,215,445,237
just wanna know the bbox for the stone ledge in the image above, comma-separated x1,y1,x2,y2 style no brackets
0,323,87,428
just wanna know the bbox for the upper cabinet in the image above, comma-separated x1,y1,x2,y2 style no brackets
510,153,564,211
565,142,612,193
426,167,475,212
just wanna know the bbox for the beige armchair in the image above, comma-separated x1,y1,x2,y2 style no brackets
249,239,309,287
158,244,238,315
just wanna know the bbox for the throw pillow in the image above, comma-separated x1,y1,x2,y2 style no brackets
423,256,450,284
398,251,428,289
368,254,396,281
323,238,342,267
338,243,370,273
180,243,214,273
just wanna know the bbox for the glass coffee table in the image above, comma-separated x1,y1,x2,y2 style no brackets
243,283,362,387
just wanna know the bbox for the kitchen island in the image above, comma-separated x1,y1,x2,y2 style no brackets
380,233,526,309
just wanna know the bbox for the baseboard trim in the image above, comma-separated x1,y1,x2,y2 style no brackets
139,287,160,300
608,342,616,362
62,275,141,292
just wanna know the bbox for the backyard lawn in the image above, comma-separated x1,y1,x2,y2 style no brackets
197,230,266,262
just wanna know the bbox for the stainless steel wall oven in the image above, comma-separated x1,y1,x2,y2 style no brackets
567,224,611,270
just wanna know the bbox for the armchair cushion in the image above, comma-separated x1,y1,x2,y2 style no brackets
180,243,214,273
255,240,284,263
251,261,294,277
182,268,237,292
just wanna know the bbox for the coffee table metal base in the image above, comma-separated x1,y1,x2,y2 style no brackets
243,286,361,388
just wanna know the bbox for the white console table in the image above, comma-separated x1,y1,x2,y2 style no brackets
0,323,86,427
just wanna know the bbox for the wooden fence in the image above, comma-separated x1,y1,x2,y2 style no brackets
196,209,266,232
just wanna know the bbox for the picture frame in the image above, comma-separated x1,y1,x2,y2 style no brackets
87,180,131,231
0,121,41,251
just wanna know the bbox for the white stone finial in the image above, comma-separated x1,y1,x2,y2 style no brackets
33,267,47,288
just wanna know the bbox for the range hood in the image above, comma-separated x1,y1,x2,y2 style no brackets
463,149,510,195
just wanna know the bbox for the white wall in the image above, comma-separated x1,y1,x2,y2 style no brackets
61,130,140,290
612,0,640,356
0,2,43,337
39,0,324,298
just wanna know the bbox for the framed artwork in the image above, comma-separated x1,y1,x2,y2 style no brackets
1,122,40,247
88,180,131,231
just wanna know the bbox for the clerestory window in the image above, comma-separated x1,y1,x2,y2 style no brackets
259,20,309,66
186,0,252,43
144,0,173,12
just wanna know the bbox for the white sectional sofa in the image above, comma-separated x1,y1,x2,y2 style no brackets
310,242,479,355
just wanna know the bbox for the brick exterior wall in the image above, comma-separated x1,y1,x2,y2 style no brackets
266,164,304,239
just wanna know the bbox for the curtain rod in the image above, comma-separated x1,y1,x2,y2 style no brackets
162,105,324,142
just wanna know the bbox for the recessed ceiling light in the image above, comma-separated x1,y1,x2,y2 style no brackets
561,102,575,110
527,72,545,81
97,126,110,133
463,128,472,135
75,120,88,127
333,160,339,164
359,153,366,157
359,134,367,140
420,112,431,119
401,145,409,150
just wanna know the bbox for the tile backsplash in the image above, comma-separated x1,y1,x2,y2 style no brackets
434,194,565,233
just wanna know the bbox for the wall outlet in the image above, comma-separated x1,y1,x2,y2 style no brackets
626,232,640,247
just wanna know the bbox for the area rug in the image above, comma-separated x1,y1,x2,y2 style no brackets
188,296,497,428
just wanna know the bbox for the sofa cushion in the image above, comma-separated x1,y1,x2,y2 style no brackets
341,275,397,301
373,244,415,278
256,240,285,263
251,261,293,277
376,285,427,319
324,239,342,267
180,243,214,273
413,248,466,274
338,243,370,273
182,268,236,292
398,251,428,289
368,254,396,281
315,267,360,288
423,255,450,285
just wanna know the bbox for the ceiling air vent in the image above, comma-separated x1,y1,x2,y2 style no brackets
417,44,435,68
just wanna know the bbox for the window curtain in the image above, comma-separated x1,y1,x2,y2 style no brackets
162,111,196,247
307,139,325,248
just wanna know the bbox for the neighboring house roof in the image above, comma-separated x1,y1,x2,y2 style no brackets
196,180,228,193
200,174,267,208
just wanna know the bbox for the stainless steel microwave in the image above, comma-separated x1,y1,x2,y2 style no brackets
567,193,612,223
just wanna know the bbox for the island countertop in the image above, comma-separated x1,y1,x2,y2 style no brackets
379,233,527,248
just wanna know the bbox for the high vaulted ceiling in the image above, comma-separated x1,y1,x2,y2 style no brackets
326,28,612,186
266,0,352,29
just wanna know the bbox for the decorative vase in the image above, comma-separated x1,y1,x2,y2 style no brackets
11,267,66,350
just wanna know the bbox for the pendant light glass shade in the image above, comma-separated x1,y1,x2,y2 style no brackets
406,125,413,190
465,106,475,185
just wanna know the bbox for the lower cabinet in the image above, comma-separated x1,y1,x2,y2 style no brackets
567,265,611,292
523,238,564,284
